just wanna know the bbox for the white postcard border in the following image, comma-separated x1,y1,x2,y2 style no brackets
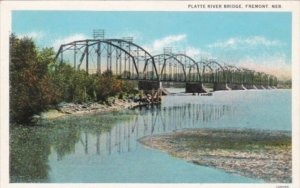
1,1,299,188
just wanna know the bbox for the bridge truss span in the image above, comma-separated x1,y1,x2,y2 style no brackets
223,65,243,84
201,60,226,83
150,54,186,82
54,38,278,90
105,39,158,80
146,53,201,83
55,39,159,80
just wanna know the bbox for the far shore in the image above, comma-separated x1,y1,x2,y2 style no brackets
138,128,292,183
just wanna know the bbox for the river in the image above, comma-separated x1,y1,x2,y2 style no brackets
10,89,291,183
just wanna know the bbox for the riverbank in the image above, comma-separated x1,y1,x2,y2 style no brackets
138,128,291,183
39,99,141,121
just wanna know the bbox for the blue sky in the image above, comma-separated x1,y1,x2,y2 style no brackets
12,11,291,79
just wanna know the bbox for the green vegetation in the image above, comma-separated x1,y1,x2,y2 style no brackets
9,34,138,124
169,129,291,151
277,79,292,89
10,34,58,124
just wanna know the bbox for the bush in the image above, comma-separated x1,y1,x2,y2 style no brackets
10,34,139,124
10,34,58,124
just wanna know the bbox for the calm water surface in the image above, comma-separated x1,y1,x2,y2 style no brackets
10,89,291,183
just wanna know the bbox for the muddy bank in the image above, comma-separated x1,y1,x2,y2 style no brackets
138,129,291,183
39,99,141,120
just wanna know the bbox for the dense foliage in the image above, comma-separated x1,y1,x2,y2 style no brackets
51,64,136,103
10,34,58,124
10,35,137,124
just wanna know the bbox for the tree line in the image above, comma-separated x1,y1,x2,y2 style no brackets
9,34,137,124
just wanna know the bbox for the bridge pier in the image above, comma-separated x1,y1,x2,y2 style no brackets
138,81,162,103
185,82,209,93
227,84,246,90
138,81,169,94
138,80,160,90
255,85,266,89
243,84,255,89
213,83,231,91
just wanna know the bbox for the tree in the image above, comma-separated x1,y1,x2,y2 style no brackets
9,34,139,124
10,35,58,124
94,70,123,102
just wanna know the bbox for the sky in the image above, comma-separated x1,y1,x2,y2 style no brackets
12,11,291,79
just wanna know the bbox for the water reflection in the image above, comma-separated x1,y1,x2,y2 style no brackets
10,127,51,183
87,104,236,157
52,125,80,161
10,113,128,182
10,103,236,183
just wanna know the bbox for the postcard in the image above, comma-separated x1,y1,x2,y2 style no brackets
0,1,299,188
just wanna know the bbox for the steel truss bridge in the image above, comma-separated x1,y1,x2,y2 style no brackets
55,39,278,92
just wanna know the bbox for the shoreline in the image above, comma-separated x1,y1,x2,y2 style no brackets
39,99,143,121
38,89,291,121
138,128,291,183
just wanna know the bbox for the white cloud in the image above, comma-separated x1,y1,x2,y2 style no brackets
206,36,290,79
185,46,213,59
143,34,213,60
208,36,282,49
185,47,200,57
143,34,214,62
144,34,187,54
52,33,88,50
152,34,186,50
18,31,45,40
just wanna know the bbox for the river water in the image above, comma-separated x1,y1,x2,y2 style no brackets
10,89,291,183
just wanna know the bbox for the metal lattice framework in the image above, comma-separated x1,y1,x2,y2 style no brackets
268,75,278,86
241,68,255,85
149,54,186,82
254,72,268,86
105,39,158,80
197,60,211,83
147,53,201,82
55,39,278,87
173,54,200,82
224,65,243,84
201,60,226,83
55,39,158,80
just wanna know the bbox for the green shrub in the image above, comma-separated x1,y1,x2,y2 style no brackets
10,34,58,124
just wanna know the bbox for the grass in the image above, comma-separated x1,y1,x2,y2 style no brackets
169,129,291,151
